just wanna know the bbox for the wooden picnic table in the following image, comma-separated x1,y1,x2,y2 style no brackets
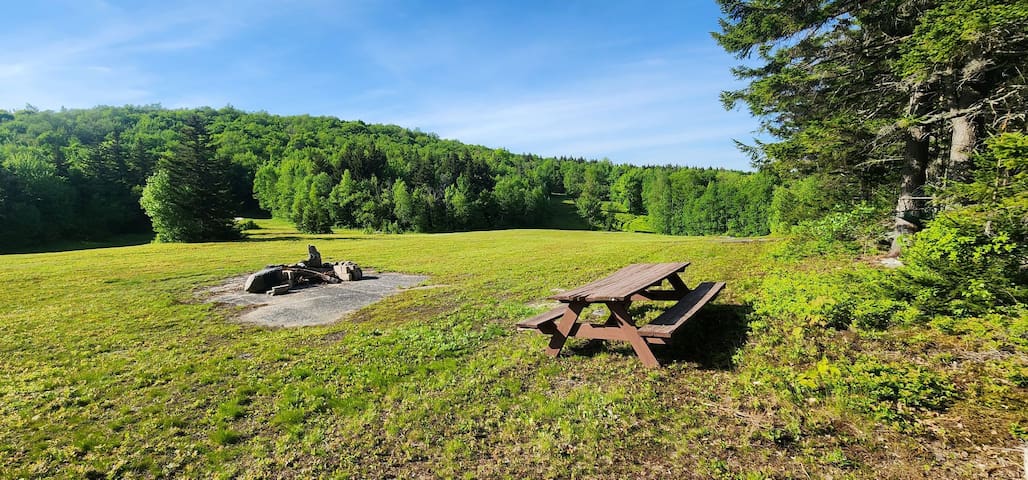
517,262,725,368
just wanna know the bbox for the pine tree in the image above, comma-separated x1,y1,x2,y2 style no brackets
140,115,239,242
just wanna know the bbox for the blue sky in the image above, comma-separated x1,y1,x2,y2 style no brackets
0,1,761,170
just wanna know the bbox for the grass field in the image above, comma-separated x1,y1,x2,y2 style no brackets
1,221,1025,478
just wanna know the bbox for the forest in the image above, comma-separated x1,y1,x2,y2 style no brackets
0,105,775,249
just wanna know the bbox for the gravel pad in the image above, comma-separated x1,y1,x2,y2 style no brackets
206,272,428,327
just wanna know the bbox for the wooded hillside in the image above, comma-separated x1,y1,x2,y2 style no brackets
0,106,774,248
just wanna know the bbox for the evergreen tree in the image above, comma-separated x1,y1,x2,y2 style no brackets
140,115,239,242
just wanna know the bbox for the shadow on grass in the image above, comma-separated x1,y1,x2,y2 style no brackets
539,195,592,231
565,303,752,370
653,304,752,370
242,235,367,243
0,233,153,255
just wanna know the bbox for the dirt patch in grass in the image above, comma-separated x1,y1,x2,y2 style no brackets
203,271,428,327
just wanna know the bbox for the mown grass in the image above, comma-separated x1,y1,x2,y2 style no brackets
1,221,1024,478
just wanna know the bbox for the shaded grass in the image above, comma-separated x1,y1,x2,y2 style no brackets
0,232,153,255
540,195,592,230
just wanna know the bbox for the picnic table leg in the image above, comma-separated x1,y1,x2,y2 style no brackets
607,302,661,368
588,300,630,348
668,273,690,294
545,302,585,358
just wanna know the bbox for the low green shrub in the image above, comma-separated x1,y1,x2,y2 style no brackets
795,357,957,430
236,219,260,230
892,132,1028,317
771,203,889,258
851,299,906,330
741,269,961,432
209,425,242,446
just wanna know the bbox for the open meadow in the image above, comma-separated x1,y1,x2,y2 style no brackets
1,221,1025,478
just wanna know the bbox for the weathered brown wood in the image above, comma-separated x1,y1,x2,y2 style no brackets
516,306,566,331
550,262,689,302
607,302,660,368
638,282,725,339
566,323,635,341
630,290,685,301
544,302,586,358
521,262,724,368
667,273,689,292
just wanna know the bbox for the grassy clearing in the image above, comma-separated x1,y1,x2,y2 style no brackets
1,222,1024,478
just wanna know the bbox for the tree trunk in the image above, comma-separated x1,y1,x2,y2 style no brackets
889,84,933,256
948,60,986,183
948,110,977,183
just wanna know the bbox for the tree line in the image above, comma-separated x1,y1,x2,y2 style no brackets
0,105,775,248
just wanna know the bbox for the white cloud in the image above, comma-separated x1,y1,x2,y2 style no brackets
0,1,275,110
367,51,758,169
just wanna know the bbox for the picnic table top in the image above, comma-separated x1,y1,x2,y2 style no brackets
549,262,689,303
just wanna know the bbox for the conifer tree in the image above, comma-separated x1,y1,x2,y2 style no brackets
140,115,239,242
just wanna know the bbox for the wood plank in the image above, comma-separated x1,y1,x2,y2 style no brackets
551,264,644,302
566,323,636,341
516,306,566,330
630,290,685,301
608,302,661,368
550,262,689,302
638,282,725,339
544,302,587,358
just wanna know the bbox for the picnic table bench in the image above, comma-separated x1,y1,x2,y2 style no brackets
517,262,725,368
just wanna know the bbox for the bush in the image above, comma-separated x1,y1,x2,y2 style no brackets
236,219,260,230
892,133,1028,317
772,203,889,258
796,357,958,430
893,213,1026,316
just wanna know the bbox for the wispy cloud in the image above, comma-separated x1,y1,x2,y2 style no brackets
368,49,757,168
0,1,272,109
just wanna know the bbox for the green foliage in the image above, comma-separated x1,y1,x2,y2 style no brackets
210,425,242,446
140,116,240,242
795,357,958,430
575,163,608,228
775,203,889,258
769,176,835,234
643,168,773,236
898,0,1028,80
0,105,780,247
610,167,645,214
741,268,971,434
0,145,75,244
237,219,260,230
893,133,1028,316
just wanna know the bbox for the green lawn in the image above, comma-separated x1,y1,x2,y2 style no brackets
1,223,1024,478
